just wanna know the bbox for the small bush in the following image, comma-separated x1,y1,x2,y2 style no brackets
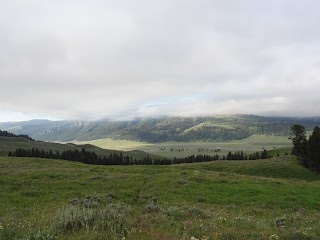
188,207,211,218
58,205,95,232
25,229,58,240
165,206,183,219
197,196,206,203
137,194,157,204
69,193,116,208
143,202,161,213
57,203,132,239
177,179,189,185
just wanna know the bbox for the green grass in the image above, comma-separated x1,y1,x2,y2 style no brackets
1,155,320,239
75,134,292,158
71,138,150,151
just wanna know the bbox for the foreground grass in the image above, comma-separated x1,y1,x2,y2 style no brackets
0,156,320,239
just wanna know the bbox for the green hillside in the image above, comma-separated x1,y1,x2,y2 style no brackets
1,155,320,239
0,136,157,160
1,115,320,143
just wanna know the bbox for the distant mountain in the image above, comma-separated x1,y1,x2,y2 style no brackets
1,115,320,143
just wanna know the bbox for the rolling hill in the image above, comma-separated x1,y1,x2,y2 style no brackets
0,136,158,160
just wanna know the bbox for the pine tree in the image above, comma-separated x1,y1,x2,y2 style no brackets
307,126,320,171
289,124,307,164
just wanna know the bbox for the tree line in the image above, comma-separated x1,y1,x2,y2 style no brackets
290,125,320,172
8,147,270,165
133,127,252,143
0,129,34,141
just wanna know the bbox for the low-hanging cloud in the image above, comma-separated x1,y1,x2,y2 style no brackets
1,0,320,121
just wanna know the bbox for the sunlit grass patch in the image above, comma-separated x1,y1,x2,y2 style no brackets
73,135,292,158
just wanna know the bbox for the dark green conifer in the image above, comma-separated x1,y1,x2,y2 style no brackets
307,126,320,171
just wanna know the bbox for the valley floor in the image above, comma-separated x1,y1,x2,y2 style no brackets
72,134,292,158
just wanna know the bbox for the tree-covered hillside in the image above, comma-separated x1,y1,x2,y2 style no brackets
0,129,34,141
1,115,320,143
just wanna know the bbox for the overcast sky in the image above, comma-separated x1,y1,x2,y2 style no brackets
1,0,319,121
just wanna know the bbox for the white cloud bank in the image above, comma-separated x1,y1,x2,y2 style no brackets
1,0,320,121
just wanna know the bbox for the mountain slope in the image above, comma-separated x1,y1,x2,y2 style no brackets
1,115,320,143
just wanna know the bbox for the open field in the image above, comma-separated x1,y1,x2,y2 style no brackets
73,135,292,158
1,155,320,239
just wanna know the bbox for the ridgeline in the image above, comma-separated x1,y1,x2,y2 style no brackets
1,115,320,143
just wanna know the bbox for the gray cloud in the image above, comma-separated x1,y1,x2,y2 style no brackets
1,0,320,121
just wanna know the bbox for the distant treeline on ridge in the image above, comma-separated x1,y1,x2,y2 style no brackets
0,129,34,141
8,147,271,165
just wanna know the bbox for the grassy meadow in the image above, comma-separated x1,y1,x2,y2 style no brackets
1,155,320,239
73,135,292,158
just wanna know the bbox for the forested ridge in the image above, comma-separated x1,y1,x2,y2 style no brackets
1,115,320,143
0,129,34,141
